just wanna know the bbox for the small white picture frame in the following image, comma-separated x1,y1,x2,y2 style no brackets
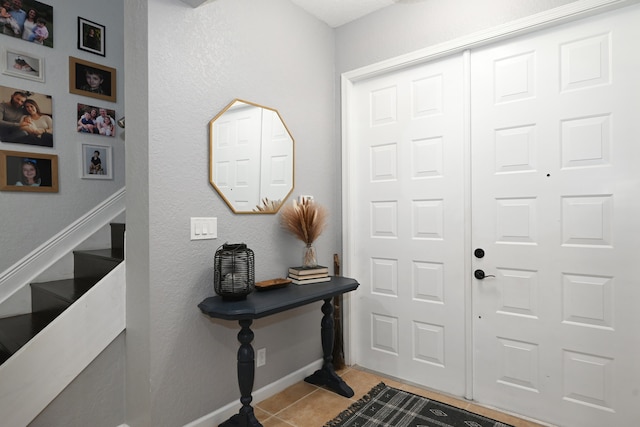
81,143,113,180
2,48,45,83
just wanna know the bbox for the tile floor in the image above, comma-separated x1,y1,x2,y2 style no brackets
254,366,551,427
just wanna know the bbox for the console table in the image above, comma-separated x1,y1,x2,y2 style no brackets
198,276,359,427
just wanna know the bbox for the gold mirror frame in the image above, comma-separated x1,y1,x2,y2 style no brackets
209,99,295,214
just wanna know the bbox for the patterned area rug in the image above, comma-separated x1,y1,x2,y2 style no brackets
324,383,514,427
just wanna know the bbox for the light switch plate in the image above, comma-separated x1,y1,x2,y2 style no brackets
191,217,217,240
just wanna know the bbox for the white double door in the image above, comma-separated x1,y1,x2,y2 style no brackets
346,5,640,426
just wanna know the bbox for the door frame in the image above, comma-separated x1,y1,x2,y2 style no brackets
340,0,640,401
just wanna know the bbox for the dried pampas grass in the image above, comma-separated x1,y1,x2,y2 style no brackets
254,197,283,213
280,198,328,245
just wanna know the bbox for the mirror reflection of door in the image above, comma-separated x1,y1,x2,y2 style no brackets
212,103,262,212
210,100,294,214
260,109,294,204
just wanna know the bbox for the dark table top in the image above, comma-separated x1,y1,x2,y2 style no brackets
198,276,359,320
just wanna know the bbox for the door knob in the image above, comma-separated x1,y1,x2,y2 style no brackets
474,248,485,258
474,269,495,280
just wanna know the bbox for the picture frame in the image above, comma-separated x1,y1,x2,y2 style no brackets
0,0,54,48
0,84,53,147
0,149,58,192
69,56,116,102
81,143,112,180
76,103,116,137
77,17,105,57
1,48,44,82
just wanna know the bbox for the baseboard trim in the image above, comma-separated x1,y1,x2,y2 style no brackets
0,188,125,307
183,359,323,427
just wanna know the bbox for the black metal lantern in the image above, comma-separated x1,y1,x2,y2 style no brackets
214,243,255,300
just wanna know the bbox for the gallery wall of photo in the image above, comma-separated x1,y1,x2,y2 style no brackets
0,0,124,195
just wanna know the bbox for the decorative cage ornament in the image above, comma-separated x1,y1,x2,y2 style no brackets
214,243,255,300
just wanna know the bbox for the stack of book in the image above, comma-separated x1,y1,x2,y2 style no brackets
287,265,330,285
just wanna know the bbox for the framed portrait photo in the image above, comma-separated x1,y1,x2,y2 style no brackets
2,48,44,82
76,103,116,137
0,84,53,147
0,0,54,48
81,143,112,180
77,17,105,57
0,149,58,192
69,56,116,102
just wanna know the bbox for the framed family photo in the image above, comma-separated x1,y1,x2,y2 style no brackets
77,17,105,56
0,149,58,192
2,48,44,82
76,103,116,137
69,56,116,102
0,0,54,48
81,143,112,180
0,84,53,147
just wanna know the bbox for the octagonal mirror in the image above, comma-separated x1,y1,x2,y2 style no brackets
209,99,294,214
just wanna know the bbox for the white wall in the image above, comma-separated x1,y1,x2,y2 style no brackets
125,0,337,426
0,0,125,274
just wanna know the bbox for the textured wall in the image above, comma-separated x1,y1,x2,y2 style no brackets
126,0,337,426
0,0,125,273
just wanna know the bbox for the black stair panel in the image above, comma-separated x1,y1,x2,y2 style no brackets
31,278,98,314
73,249,123,281
0,312,59,357
0,342,11,365
110,222,125,251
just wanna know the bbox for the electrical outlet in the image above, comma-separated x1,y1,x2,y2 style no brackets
299,195,314,203
257,348,266,367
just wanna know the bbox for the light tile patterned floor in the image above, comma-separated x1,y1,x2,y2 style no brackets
254,366,552,427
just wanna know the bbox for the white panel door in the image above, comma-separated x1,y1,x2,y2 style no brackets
470,6,640,426
350,55,467,396
259,109,293,204
212,105,262,211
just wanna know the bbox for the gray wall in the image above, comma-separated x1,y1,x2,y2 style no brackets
29,333,126,427
0,0,125,273
125,0,337,426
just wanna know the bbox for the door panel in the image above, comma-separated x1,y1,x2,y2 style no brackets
212,106,262,210
348,5,640,427
350,55,467,396
470,6,640,426
259,109,294,203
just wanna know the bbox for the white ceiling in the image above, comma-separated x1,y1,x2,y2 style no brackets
289,0,397,28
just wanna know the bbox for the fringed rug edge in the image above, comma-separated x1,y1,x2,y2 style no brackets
323,382,387,427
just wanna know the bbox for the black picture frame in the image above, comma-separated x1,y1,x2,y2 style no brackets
77,17,105,57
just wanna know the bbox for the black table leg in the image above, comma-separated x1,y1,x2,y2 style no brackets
220,319,262,427
304,298,354,398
